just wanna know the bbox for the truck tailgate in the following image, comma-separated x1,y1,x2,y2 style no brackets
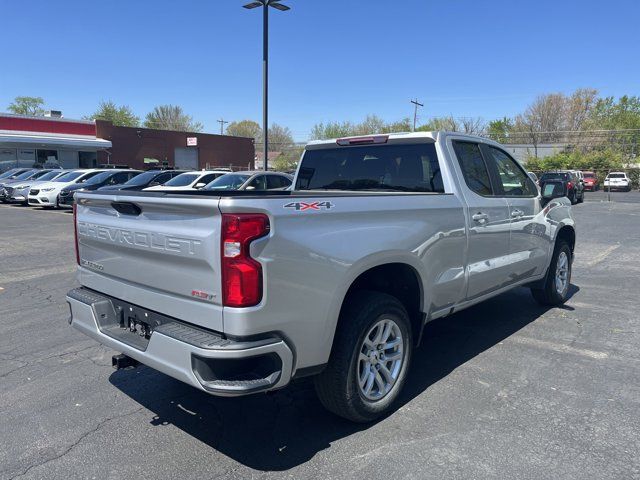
75,192,224,331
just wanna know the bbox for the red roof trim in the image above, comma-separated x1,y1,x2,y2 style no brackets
0,115,96,136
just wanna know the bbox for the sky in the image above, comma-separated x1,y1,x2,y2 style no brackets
1,0,638,141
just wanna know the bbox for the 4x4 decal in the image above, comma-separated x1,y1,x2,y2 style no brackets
284,201,334,211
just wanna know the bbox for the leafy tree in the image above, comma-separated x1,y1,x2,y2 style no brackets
310,115,413,140
587,95,640,130
381,117,413,133
565,88,598,131
8,96,45,116
416,116,459,132
267,123,294,152
487,117,514,143
226,120,262,142
310,121,358,140
84,100,139,127
144,105,203,132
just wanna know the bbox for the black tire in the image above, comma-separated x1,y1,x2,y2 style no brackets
531,241,572,306
314,290,413,423
569,190,577,205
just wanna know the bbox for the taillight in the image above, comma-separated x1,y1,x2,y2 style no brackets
221,213,270,307
73,203,80,265
567,181,573,189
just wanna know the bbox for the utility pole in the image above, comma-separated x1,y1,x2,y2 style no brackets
410,98,424,132
217,118,229,135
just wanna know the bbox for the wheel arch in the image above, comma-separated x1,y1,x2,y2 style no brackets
333,261,425,349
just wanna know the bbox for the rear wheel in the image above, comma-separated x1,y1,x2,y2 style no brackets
315,291,413,423
531,241,572,306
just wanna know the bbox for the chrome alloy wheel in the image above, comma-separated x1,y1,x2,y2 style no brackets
555,251,570,296
358,318,405,401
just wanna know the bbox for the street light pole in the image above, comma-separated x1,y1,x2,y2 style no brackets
243,0,291,171
263,4,268,171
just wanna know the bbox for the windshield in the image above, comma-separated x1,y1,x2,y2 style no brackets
123,171,158,186
0,169,19,179
54,171,84,182
296,143,443,192
82,171,115,185
608,173,626,178
29,170,53,180
13,170,37,180
35,170,62,181
583,173,595,178
205,174,251,190
163,173,199,187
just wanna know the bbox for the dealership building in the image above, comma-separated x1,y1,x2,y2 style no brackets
0,112,254,172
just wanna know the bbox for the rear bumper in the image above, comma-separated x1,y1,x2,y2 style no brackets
67,287,294,396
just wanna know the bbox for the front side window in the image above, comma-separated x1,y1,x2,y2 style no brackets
488,147,537,196
76,171,102,183
248,175,267,190
205,174,251,190
452,141,492,196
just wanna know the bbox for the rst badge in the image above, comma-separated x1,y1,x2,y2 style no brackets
284,201,334,212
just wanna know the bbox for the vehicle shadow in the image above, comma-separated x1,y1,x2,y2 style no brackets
109,284,579,471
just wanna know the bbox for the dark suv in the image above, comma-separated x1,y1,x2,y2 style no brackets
539,170,584,204
59,169,141,206
97,169,186,192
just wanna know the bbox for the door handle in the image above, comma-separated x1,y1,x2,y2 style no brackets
511,209,524,218
472,212,489,224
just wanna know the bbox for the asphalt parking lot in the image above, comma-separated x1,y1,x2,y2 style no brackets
1,196,639,480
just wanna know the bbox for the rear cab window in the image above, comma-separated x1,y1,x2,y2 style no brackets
296,142,444,192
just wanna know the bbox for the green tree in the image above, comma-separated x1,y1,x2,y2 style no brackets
381,117,413,133
487,117,514,142
85,100,139,127
416,116,459,132
310,120,358,140
226,120,262,142
7,96,45,116
144,105,203,132
268,123,294,152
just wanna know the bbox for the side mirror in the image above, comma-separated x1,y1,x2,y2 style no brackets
149,181,160,187
245,185,256,190
194,182,206,189
541,181,566,205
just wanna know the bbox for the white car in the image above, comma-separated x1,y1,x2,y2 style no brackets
143,170,228,192
6,170,68,204
603,172,631,192
28,169,105,208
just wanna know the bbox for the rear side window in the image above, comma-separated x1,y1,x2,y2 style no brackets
267,175,290,189
296,143,443,192
452,141,492,196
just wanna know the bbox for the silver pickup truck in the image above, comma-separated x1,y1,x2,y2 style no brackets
67,131,575,422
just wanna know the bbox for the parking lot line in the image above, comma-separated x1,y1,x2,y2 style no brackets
510,335,609,360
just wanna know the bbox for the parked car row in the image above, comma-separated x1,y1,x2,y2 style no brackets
0,167,294,209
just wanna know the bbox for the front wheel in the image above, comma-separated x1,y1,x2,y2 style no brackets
531,241,572,306
315,291,413,423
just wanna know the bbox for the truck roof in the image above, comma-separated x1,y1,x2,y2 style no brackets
305,130,502,149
